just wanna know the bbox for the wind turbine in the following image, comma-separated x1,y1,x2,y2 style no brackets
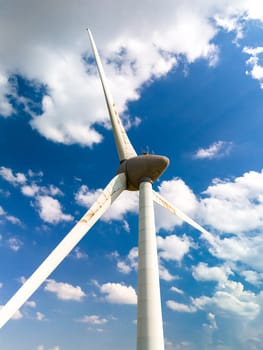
0,30,212,350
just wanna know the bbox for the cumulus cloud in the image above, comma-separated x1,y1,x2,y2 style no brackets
192,263,233,283
193,141,232,160
0,165,71,224
0,166,26,185
0,0,262,146
157,234,193,262
99,282,137,305
155,178,198,231
75,185,138,221
210,234,263,272
167,280,262,320
200,169,263,233
44,279,86,301
116,247,138,275
36,195,73,224
193,280,261,320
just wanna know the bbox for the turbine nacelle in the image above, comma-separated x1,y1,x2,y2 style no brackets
117,154,169,191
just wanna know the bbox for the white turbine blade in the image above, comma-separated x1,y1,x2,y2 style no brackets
152,190,214,243
87,29,137,162
0,173,127,329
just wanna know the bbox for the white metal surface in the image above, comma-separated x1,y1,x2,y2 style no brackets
137,181,164,350
87,29,137,161
152,190,214,244
0,173,127,329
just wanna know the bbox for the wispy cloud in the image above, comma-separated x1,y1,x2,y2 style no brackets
193,141,232,160
79,314,108,325
0,205,22,226
166,300,197,313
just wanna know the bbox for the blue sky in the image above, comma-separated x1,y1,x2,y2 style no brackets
1,1,263,349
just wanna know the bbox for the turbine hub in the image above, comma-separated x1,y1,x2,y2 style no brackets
117,154,169,191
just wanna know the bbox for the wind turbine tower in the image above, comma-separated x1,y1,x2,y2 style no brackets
0,30,211,350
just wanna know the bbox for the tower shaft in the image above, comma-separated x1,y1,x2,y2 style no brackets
137,180,165,350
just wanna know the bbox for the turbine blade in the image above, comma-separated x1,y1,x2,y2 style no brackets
152,191,214,243
0,173,127,329
87,29,137,162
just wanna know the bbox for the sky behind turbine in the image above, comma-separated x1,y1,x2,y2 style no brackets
1,1,263,349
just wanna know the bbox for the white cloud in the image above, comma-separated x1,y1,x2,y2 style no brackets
0,205,21,226
0,0,261,145
209,234,263,272
79,314,108,325
155,178,198,231
159,264,178,282
116,245,177,281
193,280,260,320
192,263,233,283
7,237,23,251
200,169,263,233
0,166,27,185
157,234,192,262
168,280,262,320
36,195,73,224
117,260,132,274
37,346,45,350
25,300,36,308
0,72,14,117
21,182,62,198
243,46,263,88
75,185,138,221
166,300,197,313
193,141,232,160
44,279,86,301
71,247,88,260
36,312,45,321
99,282,137,305
0,165,70,225
241,270,263,286
21,184,40,197
203,312,218,332
116,247,138,274
170,286,184,295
